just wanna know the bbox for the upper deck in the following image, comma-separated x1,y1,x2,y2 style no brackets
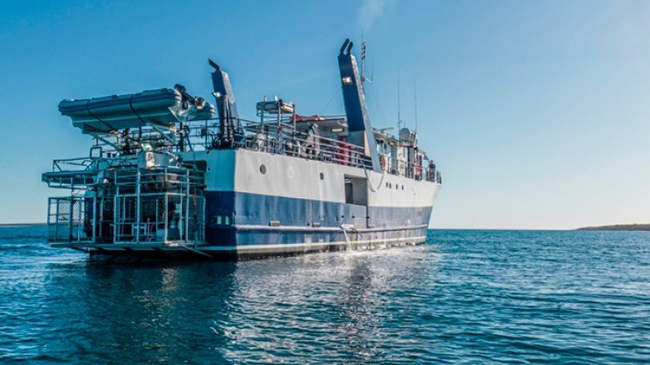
44,114,441,190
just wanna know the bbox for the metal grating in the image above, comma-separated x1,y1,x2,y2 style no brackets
47,196,92,242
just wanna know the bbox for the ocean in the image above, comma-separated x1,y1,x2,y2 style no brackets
0,226,648,363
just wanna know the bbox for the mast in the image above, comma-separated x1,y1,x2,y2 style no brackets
397,69,402,130
414,74,418,133
209,59,240,147
361,35,372,84
337,38,382,173
209,59,239,121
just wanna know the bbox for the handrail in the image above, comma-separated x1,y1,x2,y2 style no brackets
58,117,442,183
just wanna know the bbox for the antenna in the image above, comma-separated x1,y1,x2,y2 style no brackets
361,35,366,83
414,73,418,133
397,69,402,130
370,48,375,83
361,35,372,84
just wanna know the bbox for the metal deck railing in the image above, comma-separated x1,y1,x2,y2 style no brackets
71,117,441,183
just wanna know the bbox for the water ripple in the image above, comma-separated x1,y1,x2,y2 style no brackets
0,227,649,363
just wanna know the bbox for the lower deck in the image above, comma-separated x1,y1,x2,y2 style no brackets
53,224,429,260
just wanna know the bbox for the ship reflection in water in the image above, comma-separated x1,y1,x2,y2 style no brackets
38,243,441,363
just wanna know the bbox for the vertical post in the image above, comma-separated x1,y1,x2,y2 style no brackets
164,193,168,243
178,190,183,242
52,198,57,241
69,188,74,242
201,197,204,242
114,189,118,242
185,170,190,242
277,105,281,152
155,195,159,242
98,197,103,240
135,169,141,244
92,195,97,243
114,170,119,243
292,110,296,134
46,198,51,241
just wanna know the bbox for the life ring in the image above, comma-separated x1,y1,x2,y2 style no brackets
379,155,386,171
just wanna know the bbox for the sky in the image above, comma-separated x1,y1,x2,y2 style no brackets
0,0,649,229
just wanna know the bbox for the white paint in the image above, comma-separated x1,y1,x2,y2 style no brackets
200,149,441,209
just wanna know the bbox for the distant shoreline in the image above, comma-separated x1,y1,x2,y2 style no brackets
577,224,650,231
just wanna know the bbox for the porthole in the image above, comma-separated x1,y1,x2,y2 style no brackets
260,164,267,174
320,172,324,180
402,185,404,190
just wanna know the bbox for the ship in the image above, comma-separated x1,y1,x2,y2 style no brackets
42,39,442,259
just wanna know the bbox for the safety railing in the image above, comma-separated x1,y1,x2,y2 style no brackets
71,117,441,184
50,155,137,173
113,167,205,189
190,118,376,169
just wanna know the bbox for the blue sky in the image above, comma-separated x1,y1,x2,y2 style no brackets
1,0,649,229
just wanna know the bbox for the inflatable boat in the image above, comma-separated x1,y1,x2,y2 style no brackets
58,88,215,134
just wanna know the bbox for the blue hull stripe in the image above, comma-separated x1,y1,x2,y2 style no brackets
208,228,428,247
204,191,432,247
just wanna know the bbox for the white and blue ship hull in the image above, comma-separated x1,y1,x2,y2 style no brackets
187,149,440,258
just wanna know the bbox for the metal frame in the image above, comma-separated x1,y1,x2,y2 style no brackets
112,167,205,246
47,196,93,243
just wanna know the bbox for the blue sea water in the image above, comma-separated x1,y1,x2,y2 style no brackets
0,226,648,364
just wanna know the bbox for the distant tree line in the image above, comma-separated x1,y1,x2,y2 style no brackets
577,224,650,231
